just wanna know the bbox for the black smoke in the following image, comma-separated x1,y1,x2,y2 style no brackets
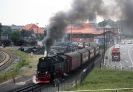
42,0,110,53
43,0,133,53
114,0,133,33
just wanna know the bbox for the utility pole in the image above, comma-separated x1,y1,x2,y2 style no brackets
106,29,108,50
71,20,72,52
104,28,106,55
102,25,106,68
36,23,39,40
71,20,72,43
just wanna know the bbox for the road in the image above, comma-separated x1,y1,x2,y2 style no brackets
104,39,133,71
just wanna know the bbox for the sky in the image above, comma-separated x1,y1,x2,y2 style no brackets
0,0,115,27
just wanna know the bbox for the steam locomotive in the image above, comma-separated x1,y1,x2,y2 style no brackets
1,39,25,46
2,39,11,46
16,39,25,46
33,44,100,85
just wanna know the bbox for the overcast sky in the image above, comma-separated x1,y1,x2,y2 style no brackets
0,0,115,27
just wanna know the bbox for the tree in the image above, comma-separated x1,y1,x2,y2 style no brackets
98,19,107,27
10,31,21,45
2,26,12,38
0,23,2,32
20,29,31,37
98,19,118,28
0,23,2,45
37,34,45,40
44,29,47,36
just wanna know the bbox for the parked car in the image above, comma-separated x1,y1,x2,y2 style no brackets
127,40,132,44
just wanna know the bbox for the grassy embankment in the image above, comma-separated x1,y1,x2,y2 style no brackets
66,68,133,91
0,47,42,83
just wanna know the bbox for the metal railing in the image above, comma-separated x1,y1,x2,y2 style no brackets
76,88,133,92
103,64,133,71
80,63,94,84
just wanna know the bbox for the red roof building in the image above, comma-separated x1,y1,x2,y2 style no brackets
66,23,97,34
65,23,120,43
21,24,45,34
66,23,99,42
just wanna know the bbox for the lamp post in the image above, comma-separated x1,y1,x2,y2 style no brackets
71,20,72,52
36,23,39,40
104,27,106,55
101,26,106,68
37,27,38,38
71,20,72,43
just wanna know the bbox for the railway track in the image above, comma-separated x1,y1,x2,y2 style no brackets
10,83,44,92
0,50,12,68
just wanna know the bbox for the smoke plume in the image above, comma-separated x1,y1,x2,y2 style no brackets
114,0,133,32
42,0,110,53
43,0,133,53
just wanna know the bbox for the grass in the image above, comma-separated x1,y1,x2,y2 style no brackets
0,47,30,82
66,68,133,91
0,59,28,82
0,47,43,82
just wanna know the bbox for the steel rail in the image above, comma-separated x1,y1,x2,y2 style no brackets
0,50,12,67
11,83,51,92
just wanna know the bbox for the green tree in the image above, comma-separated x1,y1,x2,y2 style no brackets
37,34,45,40
10,31,21,45
98,19,107,27
0,23,2,32
0,23,2,36
21,29,31,37
2,26,12,38
44,29,47,36
0,23,2,45
98,19,119,28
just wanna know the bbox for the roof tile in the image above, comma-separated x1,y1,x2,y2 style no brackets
21,24,45,34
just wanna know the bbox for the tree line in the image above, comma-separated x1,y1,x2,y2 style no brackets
0,23,47,46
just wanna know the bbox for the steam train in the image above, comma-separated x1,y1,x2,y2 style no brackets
16,39,25,46
1,39,25,46
2,39,11,46
33,44,100,85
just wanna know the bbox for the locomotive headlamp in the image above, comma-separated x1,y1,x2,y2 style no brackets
45,71,48,74
42,58,44,60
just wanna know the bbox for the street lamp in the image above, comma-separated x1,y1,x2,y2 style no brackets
36,23,39,39
71,20,72,43
101,26,106,68
104,27,106,55
71,20,73,52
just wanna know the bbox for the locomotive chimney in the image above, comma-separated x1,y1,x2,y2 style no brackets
44,50,48,57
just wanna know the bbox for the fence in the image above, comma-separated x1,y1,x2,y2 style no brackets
80,63,94,84
76,88,133,92
103,64,133,71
